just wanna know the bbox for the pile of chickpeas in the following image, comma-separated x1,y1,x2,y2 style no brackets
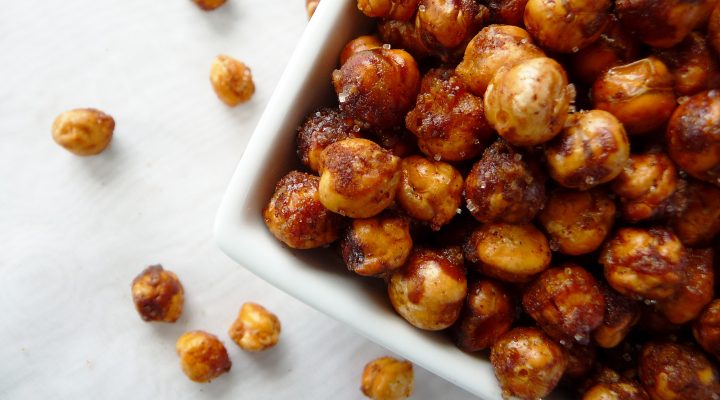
264,0,720,399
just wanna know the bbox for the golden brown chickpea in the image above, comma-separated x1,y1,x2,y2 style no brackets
564,343,597,379
51,108,114,156
711,2,720,55
464,223,552,283
340,35,383,66
377,19,432,61
333,48,419,130
485,57,573,146
524,0,611,53
671,180,720,246
193,0,226,11
340,212,413,277
655,32,720,97
593,283,640,349
657,248,714,324
639,341,720,399
453,280,515,352
538,188,616,256
395,156,463,230
601,227,687,301
361,357,414,400
592,57,676,135
486,0,528,25
306,0,319,18
491,327,567,400
209,55,254,106
583,381,649,400
228,302,281,352
357,0,418,21
415,0,486,50
694,299,720,360
263,171,344,249
387,247,467,330
176,331,231,383
131,265,184,323
405,68,493,162
546,110,630,190
297,108,364,173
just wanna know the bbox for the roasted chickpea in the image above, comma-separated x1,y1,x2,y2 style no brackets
131,265,184,323
671,180,720,246
415,0,486,51
524,0,611,53
263,171,343,249
592,57,676,135
318,138,400,218
361,357,414,400
377,19,432,61
486,0,528,25
340,35,383,66
306,0,319,18
388,247,467,330
546,110,630,190
639,341,720,399
228,302,281,352
485,57,573,146
209,55,254,106
601,227,687,301
583,381,649,400
491,327,567,400
51,108,114,156
564,343,597,379
711,2,720,55
297,108,364,173
333,48,419,129
453,280,514,352
193,0,226,11
655,32,720,97
593,283,640,349
464,223,552,283
357,0,418,21
176,331,231,383
370,128,418,158
340,212,413,277
657,248,714,324
694,299,720,360
405,68,493,162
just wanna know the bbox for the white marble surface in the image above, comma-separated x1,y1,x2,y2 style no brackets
0,1,478,398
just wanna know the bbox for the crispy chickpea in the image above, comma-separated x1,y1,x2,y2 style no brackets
655,32,720,97
396,156,463,230
361,357,414,400
486,0,528,25
370,128,418,158
592,57,676,135
593,283,640,349
405,68,493,162
193,0,226,11
209,55,254,106
357,0,418,21
657,248,714,324
51,108,114,156
600,227,687,301
340,212,413,277
465,140,546,225
333,48,419,130
340,35,383,66
377,19,432,61
583,381,649,400
297,108,364,173
176,331,231,383
415,0,486,51
523,0,611,53
388,247,467,330
263,171,344,249
666,90,720,186
546,110,630,190
639,341,720,399
306,0,319,18
131,265,184,323
464,223,552,283
484,57,573,146
671,180,720,246
538,188,616,256
694,299,720,360
711,2,720,55
228,302,281,352
491,327,567,400
453,280,514,352
564,343,597,379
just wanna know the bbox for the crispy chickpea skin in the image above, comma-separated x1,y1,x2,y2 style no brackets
340,212,413,277
357,0,418,21
405,68,493,162
600,227,687,301
340,35,382,66
671,180,720,246
377,19,432,61
209,55,254,106
333,48,419,130
415,0,487,51
361,357,414,400
484,57,573,146
464,223,552,283
583,381,649,400
176,331,231,383
486,0,528,25
593,283,640,349
388,247,467,330
306,0,319,18
694,299,720,360
592,57,676,135
318,138,400,218
228,302,281,352
491,327,567,400
666,90,720,186
453,280,514,352
546,110,630,190
465,140,546,225
655,32,720,97
524,0,611,53
657,248,714,324
639,342,720,399
51,108,114,156
296,108,364,173
396,156,463,230
538,188,616,256
192,0,226,11
263,171,344,249
131,265,184,323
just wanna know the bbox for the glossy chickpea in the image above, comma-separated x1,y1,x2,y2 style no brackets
228,302,281,352
131,265,184,323
415,0,486,51
524,0,611,53
388,247,467,330
357,0,418,21
671,180,720,246
711,2,720,55
306,0,319,18
485,57,573,146
592,57,676,135
340,35,382,66
51,108,114,156
453,280,515,352
340,212,413,277
486,0,528,25
639,341,720,399
656,32,720,97
593,283,640,349
361,357,414,400
193,0,226,11
263,171,344,249
491,327,567,400
176,331,231,383
694,299,720,360
657,248,714,324
377,19,432,61
297,108,364,173
583,381,649,400
209,55,254,106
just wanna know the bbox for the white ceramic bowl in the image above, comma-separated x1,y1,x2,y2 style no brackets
215,2,503,398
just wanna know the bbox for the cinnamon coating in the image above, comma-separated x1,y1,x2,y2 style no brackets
297,108,363,173
639,341,720,399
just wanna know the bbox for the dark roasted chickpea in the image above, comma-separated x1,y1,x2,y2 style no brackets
415,0,486,51
333,48,420,130
297,108,364,173
491,327,567,400
546,110,630,190
357,0,418,21
453,280,514,352
340,35,383,66
711,2,720,55
671,180,720,246
192,0,226,11
639,341,720,399
361,357,414,400
131,265,184,323
524,0,611,53
593,283,640,349
694,299,720,360
228,302,281,352
637,304,684,337
485,57,573,146
388,247,467,330
51,108,115,156
655,32,720,97
657,248,714,324
537,188,616,256
377,19,432,61
486,0,528,25
564,343,597,379
601,227,687,301
263,171,344,249
340,212,413,277
370,128,418,158
583,381,649,400
306,0,319,19
592,57,676,135
176,331,231,383
405,68,493,162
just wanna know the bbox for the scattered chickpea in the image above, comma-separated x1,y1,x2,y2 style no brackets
361,356,414,400
306,0,320,19
209,55,255,107
639,341,720,399
524,0,612,53
192,0,226,11
228,302,281,352
51,108,114,156
131,265,184,323
694,299,720,361
176,331,231,383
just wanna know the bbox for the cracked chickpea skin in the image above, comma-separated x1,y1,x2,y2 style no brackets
131,265,184,323
51,108,114,156
524,0,611,53
176,331,231,383
361,357,413,400
228,302,281,352
453,280,514,352
639,341,720,399
340,211,412,277
209,55,254,106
